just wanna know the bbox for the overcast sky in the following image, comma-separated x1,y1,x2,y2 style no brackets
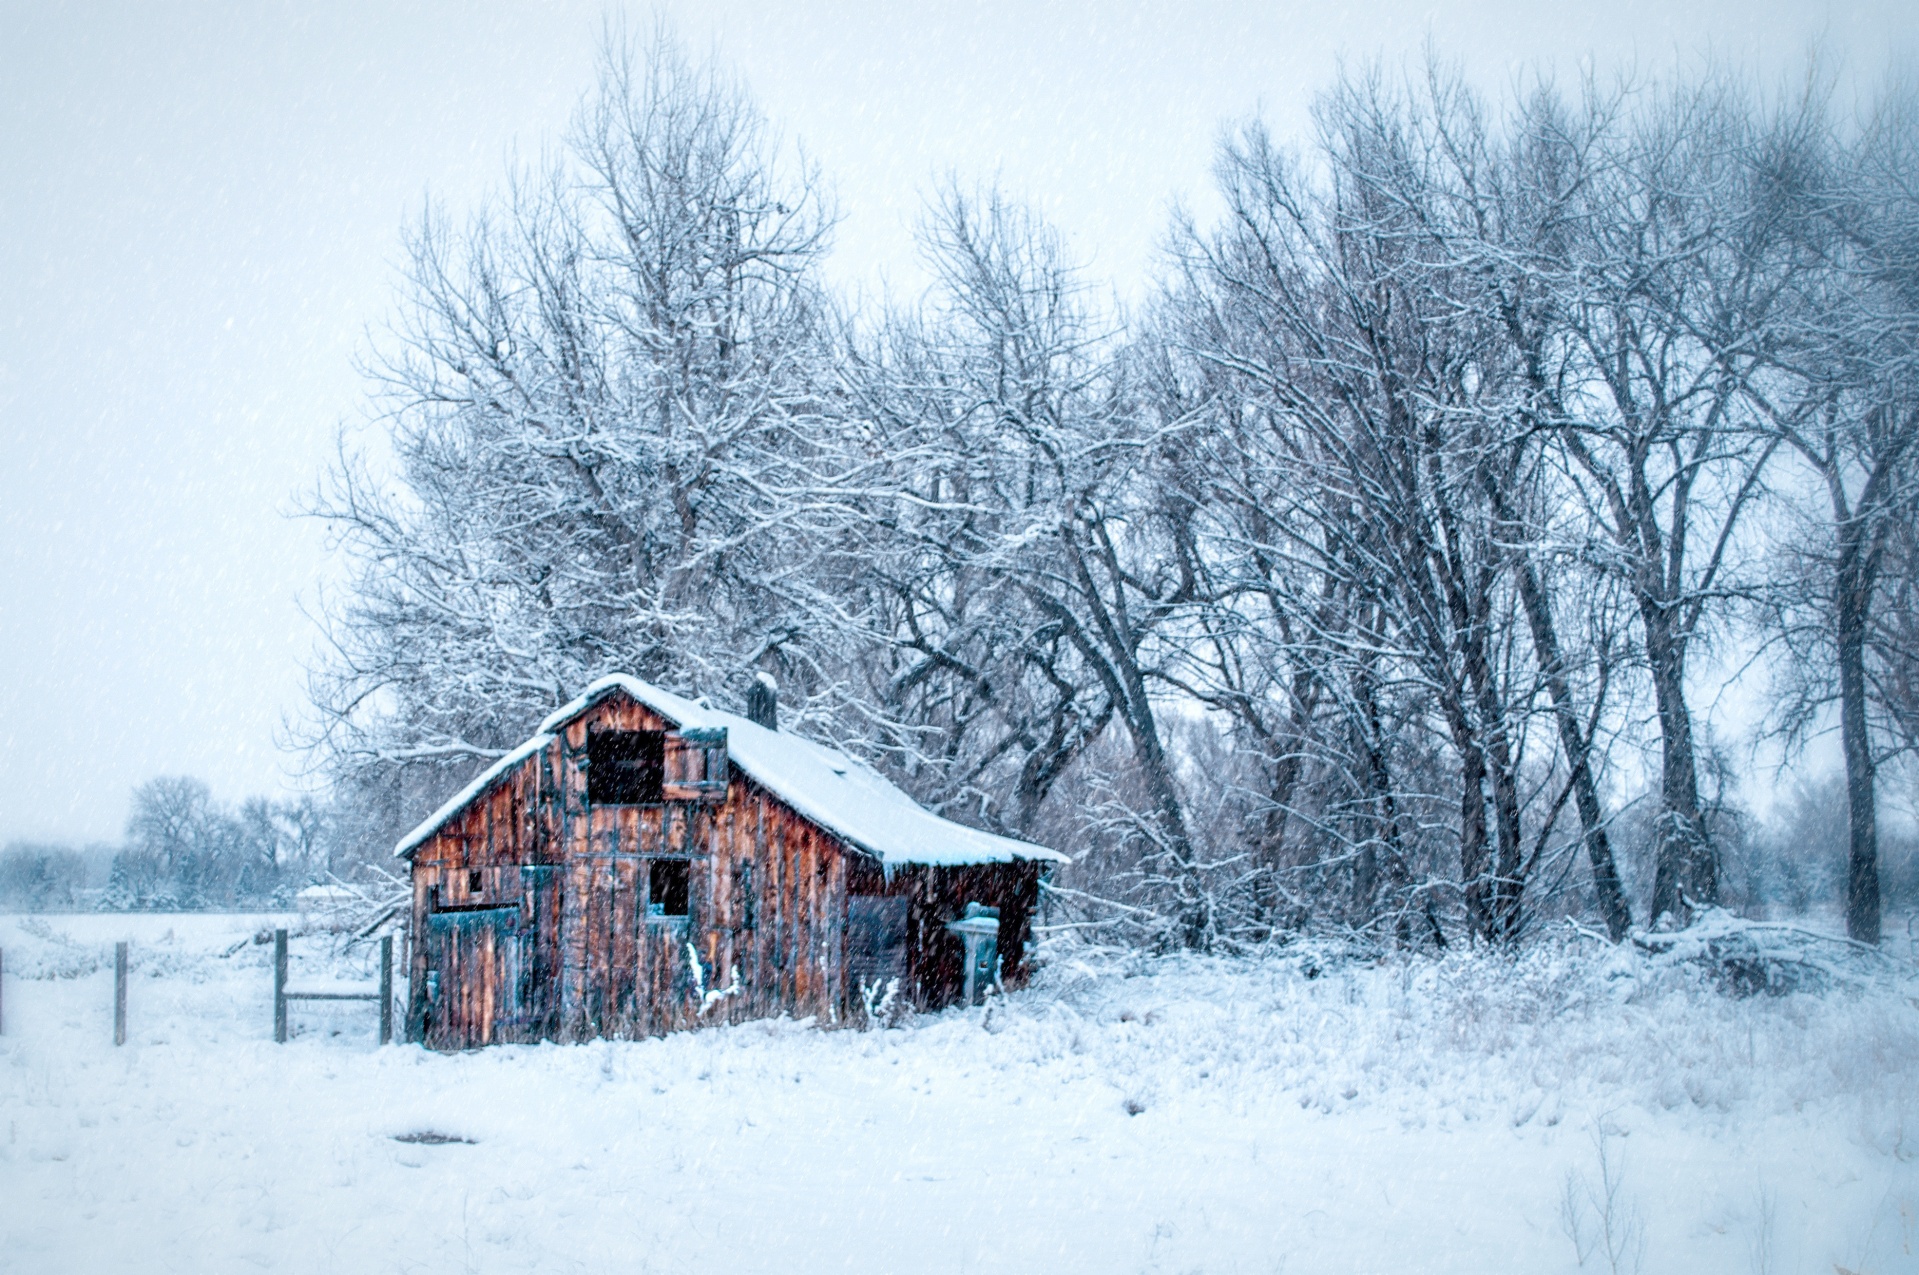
2,1,1912,844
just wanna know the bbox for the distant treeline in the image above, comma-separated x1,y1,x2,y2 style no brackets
0,842,101,912
0,777,362,912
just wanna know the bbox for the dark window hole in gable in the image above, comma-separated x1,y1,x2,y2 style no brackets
589,729,666,805
468,869,483,895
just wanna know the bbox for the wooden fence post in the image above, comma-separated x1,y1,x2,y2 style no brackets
113,942,128,1046
379,934,394,1046
273,929,289,1044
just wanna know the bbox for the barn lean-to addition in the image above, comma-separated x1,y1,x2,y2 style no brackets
396,674,1066,1049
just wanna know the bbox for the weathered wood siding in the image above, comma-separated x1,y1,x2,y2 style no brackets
407,687,1038,1048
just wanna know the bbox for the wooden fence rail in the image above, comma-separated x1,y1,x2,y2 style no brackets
0,932,395,1047
273,929,393,1045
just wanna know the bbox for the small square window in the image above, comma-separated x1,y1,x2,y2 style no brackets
648,860,689,918
468,869,483,895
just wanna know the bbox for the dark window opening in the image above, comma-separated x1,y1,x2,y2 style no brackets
467,869,483,895
649,859,690,918
588,729,666,804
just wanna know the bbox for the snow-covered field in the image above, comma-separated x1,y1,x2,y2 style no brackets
1,912,1914,1274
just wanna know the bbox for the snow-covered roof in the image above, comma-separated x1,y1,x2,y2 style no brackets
394,674,1067,868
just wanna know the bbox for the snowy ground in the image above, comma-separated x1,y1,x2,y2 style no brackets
1,912,1915,1274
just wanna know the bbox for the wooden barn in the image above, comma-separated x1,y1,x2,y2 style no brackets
396,674,1066,1049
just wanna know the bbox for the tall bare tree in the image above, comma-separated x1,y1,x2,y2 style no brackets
1757,86,1919,943
843,187,1208,940
1160,72,1650,944
1497,78,1793,927
306,32,840,809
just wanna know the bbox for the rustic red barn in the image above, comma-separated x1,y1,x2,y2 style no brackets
397,674,1065,1048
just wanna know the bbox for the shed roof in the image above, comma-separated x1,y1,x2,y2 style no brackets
394,674,1067,868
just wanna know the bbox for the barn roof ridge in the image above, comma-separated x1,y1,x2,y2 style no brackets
393,673,1067,869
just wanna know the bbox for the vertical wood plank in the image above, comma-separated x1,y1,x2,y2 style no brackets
752,799,768,1018
773,814,790,1003
796,829,815,1011
829,848,847,1023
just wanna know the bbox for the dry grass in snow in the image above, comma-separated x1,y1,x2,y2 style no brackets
1,912,1914,1274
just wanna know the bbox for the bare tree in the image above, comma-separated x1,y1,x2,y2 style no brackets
305,31,841,806
1494,77,1794,927
1160,71,1645,945
831,222,1116,835
1756,85,1919,944
842,187,1210,941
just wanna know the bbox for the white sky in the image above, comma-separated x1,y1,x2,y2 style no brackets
2,1,1913,843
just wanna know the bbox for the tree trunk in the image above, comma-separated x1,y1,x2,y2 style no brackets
1254,662,1321,927
1836,539,1882,945
1353,659,1400,935
1483,722,1526,944
1644,604,1714,926
1123,702,1205,946
1488,479,1633,938
1454,728,1494,941
1056,518,1202,947
1523,559,1631,937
